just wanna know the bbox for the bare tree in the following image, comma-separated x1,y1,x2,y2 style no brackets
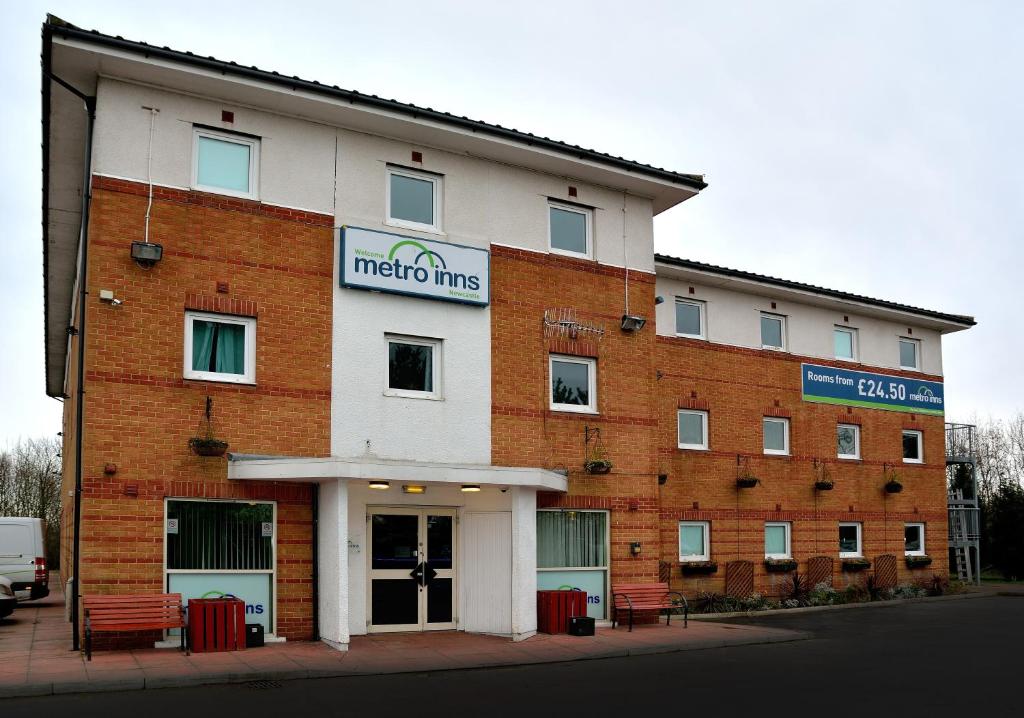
0,437,62,566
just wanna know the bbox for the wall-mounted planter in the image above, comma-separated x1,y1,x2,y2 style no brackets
814,480,834,491
584,460,612,475
680,560,718,575
841,557,872,572
905,555,933,569
764,558,798,573
884,480,903,494
736,477,759,489
189,438,229,457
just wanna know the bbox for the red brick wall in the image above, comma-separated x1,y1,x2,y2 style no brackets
65,176,333,641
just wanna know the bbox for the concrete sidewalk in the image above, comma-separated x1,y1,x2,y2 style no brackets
0,580,806,698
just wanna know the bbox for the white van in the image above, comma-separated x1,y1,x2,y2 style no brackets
0,517,50,600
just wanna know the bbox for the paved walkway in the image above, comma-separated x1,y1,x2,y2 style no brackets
0,580,805,698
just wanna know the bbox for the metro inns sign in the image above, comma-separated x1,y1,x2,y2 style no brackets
340,226,489,306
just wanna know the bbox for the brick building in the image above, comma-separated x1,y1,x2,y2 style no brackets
41,17,973,651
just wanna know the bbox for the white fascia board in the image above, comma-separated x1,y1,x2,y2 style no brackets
227,455,568,493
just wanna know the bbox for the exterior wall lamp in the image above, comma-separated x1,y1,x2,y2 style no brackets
629,541,642,556
131,241,163,269
368,480,390,490
460,484,481,492
620,315,647,332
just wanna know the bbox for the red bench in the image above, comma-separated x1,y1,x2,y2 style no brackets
611,582,688,631
83,593,188,660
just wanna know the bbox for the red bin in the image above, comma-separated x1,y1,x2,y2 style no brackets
188,597,246,652
536,589,588,634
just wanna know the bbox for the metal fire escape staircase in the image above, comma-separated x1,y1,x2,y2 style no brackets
946,423,981,585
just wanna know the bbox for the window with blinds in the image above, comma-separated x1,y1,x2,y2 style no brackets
537,510,607,569
167,501,273,571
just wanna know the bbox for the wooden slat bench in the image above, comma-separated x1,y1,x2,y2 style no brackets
611,582,688,631
83,593,188,660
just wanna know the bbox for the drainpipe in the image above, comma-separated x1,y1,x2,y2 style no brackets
311,483,319,641
45,70,96,653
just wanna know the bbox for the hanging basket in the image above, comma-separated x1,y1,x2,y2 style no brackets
736,477,759,489
189,438,229,457
584,460,612,475
814,480,834,491
884,480,903,494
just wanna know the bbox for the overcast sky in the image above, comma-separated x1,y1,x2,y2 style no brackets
1,1,1020,446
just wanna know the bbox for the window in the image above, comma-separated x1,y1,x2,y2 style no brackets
902,430,923,463
679,521,710,562
834,327,857,360
387,166,442,232
760,312,786,350
550,355,596,413
837,423,861,459
899,337,920,370
765,522,791,559
904,523,926,556
838,522,862,557
166,500,273,571
677,410,709,450
537,510,609,619
763,417,790,455
675,299,706,339
386,336,440,399
184,311,256,384
193,127,259,199
548,201,592,258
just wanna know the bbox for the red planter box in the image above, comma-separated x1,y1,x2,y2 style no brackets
188,598,246,653
536,590,588,634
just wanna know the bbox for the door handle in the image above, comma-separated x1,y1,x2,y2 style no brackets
409,562,425,586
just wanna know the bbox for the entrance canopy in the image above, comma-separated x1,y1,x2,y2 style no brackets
227,454,568,493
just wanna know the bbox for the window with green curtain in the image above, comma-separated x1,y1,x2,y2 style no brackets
537,511,607,568
167,501,273,571
765,524,789,556
192,319,246,375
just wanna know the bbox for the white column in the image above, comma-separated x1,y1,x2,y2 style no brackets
317,479,349,650
509,487,537,641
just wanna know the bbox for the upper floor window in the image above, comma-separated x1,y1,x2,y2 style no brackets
763,417,790,455
679,521,710,562
899,337,920,370
834,326,857,360
386,335,440,399
184,311,256,384
902,429,923,463
677,410,709,450
550,355,596,413
760,312,786,350
675,299,706,339
193,127,259,199
548,202,592,258
837,423,861,459
387,166,442,233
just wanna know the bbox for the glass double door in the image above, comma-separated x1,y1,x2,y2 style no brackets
368,507,456,632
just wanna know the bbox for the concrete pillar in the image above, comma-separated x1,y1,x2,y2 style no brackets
317,479,349,650
510,486,537,641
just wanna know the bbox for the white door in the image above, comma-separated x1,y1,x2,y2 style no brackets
367,507,456,633
462,512,512,634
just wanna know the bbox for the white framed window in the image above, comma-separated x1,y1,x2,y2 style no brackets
192,127,260,199
537,509,610,619
837,423,861,459
678,521,710,562
764,522,791,559
549,355,597,413
899,337,920,370
677,410,709,450
763,417,790,455
838,522,862,558
675,299,706,339
904,523,926,556
548,201,592,258
385,335,441,399
386,165,443,233
834,326,857,360
760,312,786,350
902,429,923,464
183,311,256,384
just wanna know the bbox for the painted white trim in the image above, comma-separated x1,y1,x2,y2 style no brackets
902,429,924,464
674,298,706,339
384,334,442,400
549,354,597,414
191,127,260,200
386,165,443,234
837,423,861,460
760,311,787,351
838,521,863,558
763,417,790,456
183,311,257,384
489,242,656,274
765,521,792,559
904,522,926,556
899,337,921,370
677,409,709,451
547,201,593,259
834,326,858,361
678,521,710,562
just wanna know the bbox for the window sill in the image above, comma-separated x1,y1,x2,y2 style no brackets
678,445,709,452
384,219,445,237
902,459,924,465
549,247,594,261
675,333,707,341
763,451,790,458
837,456,861,462
549,406,598,416
184,375,256,386
384,390,442,401
191,184,259,202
